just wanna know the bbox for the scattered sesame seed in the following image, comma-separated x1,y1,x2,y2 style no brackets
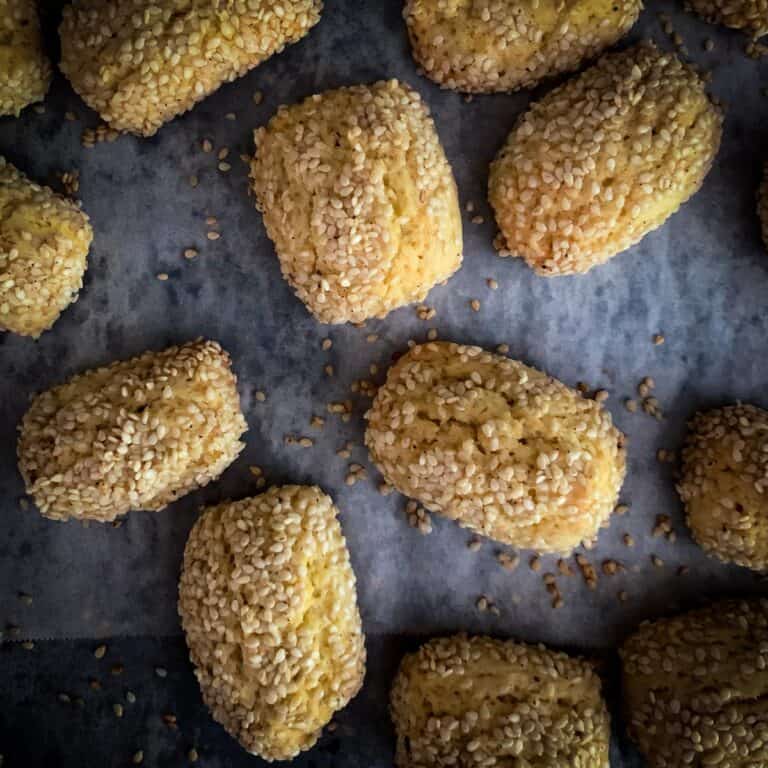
58,692,71,704
497,551,520,571
486,278,498,290
467,537,482,552
113,703,124,718
18,592,32,605
156,273,169,281
188,174,198,187
623,533,635,547
188,748,199,763
126,691,136,704
218,147,229,160
324,364,334,376
206,231,220,240
202,139,213,153
625,399,638,413
529,555,541,572
253,91,263,105
651,555,664,568
155,667,167,678
21,640,34,650
65,111,77,121
703,38,715,52
653,333,665,345
132,751,144,765
465,201,475,213
255,391,266,402
184,248,198,259
225,112,236,121
218,162,231,172
94,645,107,659
322,338,332,350
618,590,628,602
470,299,481,312
298,437,314,448
471,215,484,225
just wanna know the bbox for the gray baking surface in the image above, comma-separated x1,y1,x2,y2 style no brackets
0,0,766,764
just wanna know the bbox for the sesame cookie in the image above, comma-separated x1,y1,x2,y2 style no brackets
365,342,626,552
18,339,247,522
178,485,365,761
403,0,641,93
0,0,51,116
59,0,322,136
621,598,768,767
489,43,722,276
677,404,768,570
687,0,767,39
250,79,462,324
391,634,610,768
0,157,92,338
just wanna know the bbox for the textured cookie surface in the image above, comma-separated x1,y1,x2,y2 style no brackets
760,164,768,250
404,0,641,93
621,599,768,767
489,43,722,276
687,0,767,38
0,157,92,338
250,79,462,324
365,341,626,552
391,634,610,768
677,404,768,570
178,485,365,761
0,0,51,116
18,339,246,522
59,0,322,136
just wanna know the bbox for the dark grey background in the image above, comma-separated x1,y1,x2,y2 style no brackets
0,0,766,765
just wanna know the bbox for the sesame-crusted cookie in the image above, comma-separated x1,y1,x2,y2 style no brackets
391,634,610,768
759,164,768,250
687,0,767,39
0,157,92,338
364,341,626,552
621,598,768,767
59,0,322,137
0,0,51,116
249,79,463,324
489,43,722,276
403,0,642,94
178,486,365,761
677,404,768,570
18,339,247,522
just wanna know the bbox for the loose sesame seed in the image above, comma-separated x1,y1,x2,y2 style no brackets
487,278,498,290
253,91,263,105
184,248,198,259
94,645,107,659
132,751,144,764
653,333,665,345
202,139,213,153
470,299,481,312
156,273,169,281
113,703,124,718
155,667,167,678
206,231,220,240
467,537,482,552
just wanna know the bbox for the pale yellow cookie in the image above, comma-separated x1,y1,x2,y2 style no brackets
404,0,642,93
18,339,247,522
621,598,768,767
178,485,366,761
489,43,722,276
59,0,322,136
250,79,462,324
365,341,626,552
391,634,610,768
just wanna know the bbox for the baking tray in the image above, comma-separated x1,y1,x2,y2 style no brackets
0,0,766,765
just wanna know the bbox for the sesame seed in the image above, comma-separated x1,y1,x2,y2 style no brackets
651,555,664,568
202,139,213,153
486,278,498,290
253,91,263,105
625,399,638,413
529,555,541,572
132,751,144,764
255,391,266,402
156,273,169,281
126,691,136,704
653,333,665,345
467,537,482,552
470,299,481,312
94,645,107,659
218,162,231,172
207,231,220,240
188,174,198,187
322,338,332,350
184,248,198,259
113,703,124,718
188,748,199,763
155,667,167,678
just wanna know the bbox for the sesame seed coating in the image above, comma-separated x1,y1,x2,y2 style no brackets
390,634,610,768
178,485,365,761
249,79,463,324
403,0,642,94
687,0,767,39
364,341,626,552
18,339,247,522
620,598,768,768
677,404,768,571
759,164,768,251
0,0,51,116
59,0,322,137
489,43,722,276
0,157,92,338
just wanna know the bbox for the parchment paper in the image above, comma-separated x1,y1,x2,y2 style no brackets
0,0,766,764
